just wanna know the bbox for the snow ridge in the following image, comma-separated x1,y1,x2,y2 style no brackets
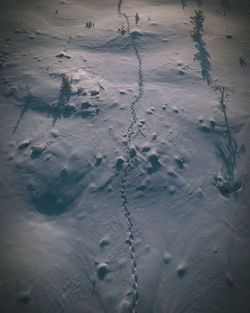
118,1,144,312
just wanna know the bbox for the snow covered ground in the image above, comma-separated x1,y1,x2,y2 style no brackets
0,0,250,312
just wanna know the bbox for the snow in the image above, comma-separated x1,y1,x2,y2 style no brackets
0,0,250,312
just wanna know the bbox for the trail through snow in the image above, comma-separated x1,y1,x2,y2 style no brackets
118,0,144,311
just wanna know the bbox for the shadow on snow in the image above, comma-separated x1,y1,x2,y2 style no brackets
220,0,231,15
12,85,99,134
213,86,243,197
192,35,212,86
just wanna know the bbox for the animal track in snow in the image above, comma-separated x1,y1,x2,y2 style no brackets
117,1,144,312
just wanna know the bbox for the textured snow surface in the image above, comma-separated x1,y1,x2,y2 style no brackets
0,0,250,312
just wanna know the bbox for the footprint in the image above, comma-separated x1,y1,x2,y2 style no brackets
176,262,187,278
115,156,126,171
129,145,136,158
96,262,109,280
163,252,172,264
50,129,59,137
141,144,151,153
18,290,32,303
95,154,103,167
90,90,99,96
225,271,234,288
99,236,110,247
147,152,161,174
18,139,31,150
175,157,184,169
31,144,46,154
168,185,177,194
